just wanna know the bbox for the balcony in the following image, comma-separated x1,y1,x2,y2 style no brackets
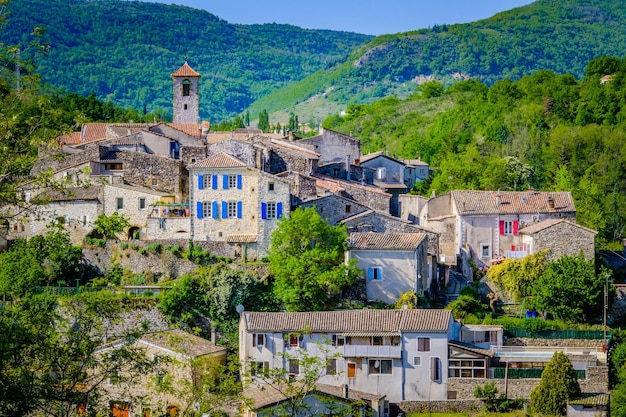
343,345,402,359
505,250,528,259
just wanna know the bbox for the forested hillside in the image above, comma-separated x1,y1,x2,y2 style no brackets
249,0,626,122
3,0,371,121
323,56,626,246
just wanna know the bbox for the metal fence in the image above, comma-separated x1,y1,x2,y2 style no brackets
506,328,608,340
492,367,586,379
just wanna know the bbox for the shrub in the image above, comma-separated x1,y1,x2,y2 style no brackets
145,242,161,253
119,242,129,250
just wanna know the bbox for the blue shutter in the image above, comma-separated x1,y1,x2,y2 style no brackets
277,202,283,218
367,267,374,280
261,202,267,220
212,175,218,189
212,201,218,219
222,201,228,218
237,201,242,218
237,174,242,189
222,174,228,189
198,175,204,190
196,201,203,219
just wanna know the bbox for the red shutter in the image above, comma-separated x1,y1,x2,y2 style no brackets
499,220,504,235
513,220,519,235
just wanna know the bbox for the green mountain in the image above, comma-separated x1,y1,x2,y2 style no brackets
248,0,626,122
3,0,372,121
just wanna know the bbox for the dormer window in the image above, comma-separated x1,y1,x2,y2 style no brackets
182,79,191,96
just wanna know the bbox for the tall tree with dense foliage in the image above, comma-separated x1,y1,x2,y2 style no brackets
530,351,581,416
258,109,270,132
268,207,360,311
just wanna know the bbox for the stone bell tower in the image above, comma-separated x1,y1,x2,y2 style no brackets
171,61,201,124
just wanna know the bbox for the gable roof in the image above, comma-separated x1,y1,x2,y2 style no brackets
188,152,248,168
139,329,225,358
451,190,575,215
171,61,201,77
33,186,102,203
519,218,597,235
349,232,425,250
243,309,452,334
360,151,403,166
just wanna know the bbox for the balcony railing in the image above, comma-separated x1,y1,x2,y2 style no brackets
505,250,528,259
343,345,402,358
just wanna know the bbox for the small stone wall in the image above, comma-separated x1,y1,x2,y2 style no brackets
505,338,605,348
398,400,482,414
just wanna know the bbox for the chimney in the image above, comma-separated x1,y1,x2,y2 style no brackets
343,384,349,399
496,189,501,206
547,196,555,211
211,328,217,345
346,155,351,181
288,131,295,141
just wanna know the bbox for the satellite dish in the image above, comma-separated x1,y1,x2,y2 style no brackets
236,304,245,314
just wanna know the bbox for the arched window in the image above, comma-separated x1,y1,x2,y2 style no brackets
182,79,191,96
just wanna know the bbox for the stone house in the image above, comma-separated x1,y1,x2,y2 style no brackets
519,218,597,261
398,194,430,226
347,232,429,302
360,152,414,216
420,190,577,269
97,329,227,417
313,175,391,213
566,393,609,417
188,152,290,259
296,127,361,166
402,158,430,183
299,194,372,226
239,309,456,404
242,383,386,417
103,182,174,240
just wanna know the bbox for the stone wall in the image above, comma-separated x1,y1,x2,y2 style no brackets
121,152,186,200
209,139,259,168
526,221,596,261
299,194,371,226
278,172,318,205
297,129,361,165
31,145,101,175
180,145,207,166
334,183,390,213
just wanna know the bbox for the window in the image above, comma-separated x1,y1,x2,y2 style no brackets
202,202,211,218
326,359,337,375
228,175,238,189
252,333,265,347
345,204,352,213
289,359,300,375
371,336,383,346
368,359,392,375
332,335,351,346
430,357,441,382
333,168,341,177
152,178,157,186
182,79,190,96
139,198,146,210
367,267,382,281
448,359,486,378
417,337,430,352
81,215,89,226
251,361,269,376
500,220,519,235
481,245,490,258
116,197,124,210
288,334,303,348
266,202,277,219
413,357,421,366
268,182,275,192
202,175,211,189
227,201,238,218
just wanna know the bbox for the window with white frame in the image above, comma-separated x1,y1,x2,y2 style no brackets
503,221,513,235
448,359,486,378
481,244,490,258
227,201,237,218
252,333,265,347
430,357,441,381
202,175,211,189
266,202,277,219
368,359,392,375
417,337,430,352
251,361,269,377
202,202,211,218
228,175,237,189
139,198,146,210
332,335,351,346
116,197,124,210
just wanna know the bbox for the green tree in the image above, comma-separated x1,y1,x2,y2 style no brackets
268,207,360,311
419,80,444,98
487,251,548,302
91,212,130,240
258,109,269,132
530,351,581,416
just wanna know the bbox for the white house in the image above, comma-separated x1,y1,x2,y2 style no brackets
239,309,456,404
347,232,429,302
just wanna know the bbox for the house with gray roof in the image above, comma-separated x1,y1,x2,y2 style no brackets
519,218,596,261
239,309,456,404
347,232,429,302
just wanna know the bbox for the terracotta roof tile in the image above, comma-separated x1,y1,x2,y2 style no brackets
140,329,225,358
188,152,248,168
166,123,203,137
452,190,575,215
349,232,425,250
244,309,452,333
171,62,201,77
81,123,108,144
58,131,82,145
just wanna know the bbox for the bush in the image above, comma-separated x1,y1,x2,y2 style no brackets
119,242,128,250
85,237,107,248
145,242,161,253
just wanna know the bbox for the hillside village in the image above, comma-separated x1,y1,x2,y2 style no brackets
7,62,614,417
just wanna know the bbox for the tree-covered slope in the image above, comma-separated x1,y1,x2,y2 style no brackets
248,0,626,122
323,56,626,246
3,0,372,121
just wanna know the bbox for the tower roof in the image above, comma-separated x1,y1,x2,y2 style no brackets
171,61,201,78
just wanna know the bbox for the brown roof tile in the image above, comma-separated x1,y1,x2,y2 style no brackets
244,309,452,334
349,232,426,250
166,123,203,137
140,329,226,358
188,152,248,168
171,62,201,77
452,190,575,215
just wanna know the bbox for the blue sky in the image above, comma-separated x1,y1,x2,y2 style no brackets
147,0,535,36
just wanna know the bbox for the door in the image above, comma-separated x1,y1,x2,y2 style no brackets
347,362,356,378
110,402,129,417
